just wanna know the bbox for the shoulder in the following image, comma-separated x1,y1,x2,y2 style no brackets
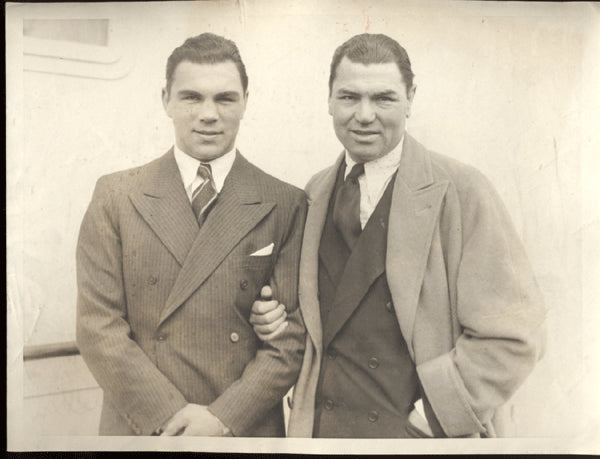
93,154,165,196
243,157,307,206
305,161,339,198
427,149,499,203
402,135,506,221
95,166,142,194
419,145,510,228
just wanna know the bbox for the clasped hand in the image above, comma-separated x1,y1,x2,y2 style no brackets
160,403,231,436
249,286,288,341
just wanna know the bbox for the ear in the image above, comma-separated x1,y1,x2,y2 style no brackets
161,87,170,113
406,84,417,118
240,90,249,119
328,95,334,116
408,84,417,102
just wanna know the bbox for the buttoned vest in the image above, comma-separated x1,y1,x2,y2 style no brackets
313,164,419,438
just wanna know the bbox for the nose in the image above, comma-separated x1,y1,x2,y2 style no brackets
354,99,376,124
197,100,218,123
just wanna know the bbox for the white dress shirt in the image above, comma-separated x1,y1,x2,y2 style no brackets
344,135,404,229
173,144,237,202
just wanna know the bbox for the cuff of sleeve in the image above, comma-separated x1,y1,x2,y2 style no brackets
417,353,486,437
130,392,188,436
208,385,283,436
207,395,241,436
205,405,232,436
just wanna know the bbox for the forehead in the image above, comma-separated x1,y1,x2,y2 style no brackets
170,60,243,93
332,57,406,93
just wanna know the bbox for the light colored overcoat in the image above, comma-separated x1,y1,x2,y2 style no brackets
77,150,307,436
287,134,546,438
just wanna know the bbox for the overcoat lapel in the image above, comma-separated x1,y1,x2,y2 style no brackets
129,149,199,266
159,153,275,326
298,154,345,355
386,135,449,360
317,167,346,287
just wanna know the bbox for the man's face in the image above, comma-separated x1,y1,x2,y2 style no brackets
328,57,416,163
162,60,247,162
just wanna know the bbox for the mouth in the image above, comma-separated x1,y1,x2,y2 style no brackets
193,130,223,137
352,129,379,135
350,129,380,141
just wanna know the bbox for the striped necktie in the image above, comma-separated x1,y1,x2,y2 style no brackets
191,163,218,227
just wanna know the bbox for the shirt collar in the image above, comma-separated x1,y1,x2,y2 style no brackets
173,144,237,193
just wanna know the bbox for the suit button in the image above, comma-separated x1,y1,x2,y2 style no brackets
148,275,158,285
240,279,249,290
324,400,334,411
368,410,379,422
157,334,166,341
230,332,240,343
327,349,337,360
368,357,379,369
385,301,394,313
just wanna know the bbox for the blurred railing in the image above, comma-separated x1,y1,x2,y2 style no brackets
23,341,80,361
22,341,102,435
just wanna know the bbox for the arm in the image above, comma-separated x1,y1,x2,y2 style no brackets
207,193,308,436
249,175,325,340
417,173,546,437
76,177,187,435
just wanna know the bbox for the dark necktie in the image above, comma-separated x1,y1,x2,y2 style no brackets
333,162,364,250
191,163,217,227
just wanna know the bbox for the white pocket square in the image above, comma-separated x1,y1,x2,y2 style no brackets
250,242,274,256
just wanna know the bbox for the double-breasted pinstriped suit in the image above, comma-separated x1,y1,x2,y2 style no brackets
76,149,307,436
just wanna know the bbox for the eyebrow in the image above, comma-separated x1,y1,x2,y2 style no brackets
335,89,362,98
176,90,241,98
216,91,241,99
335,89,399,97
373,90,399,97
177,90,201,98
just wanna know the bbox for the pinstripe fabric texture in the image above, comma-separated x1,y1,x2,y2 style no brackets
76,150,307,436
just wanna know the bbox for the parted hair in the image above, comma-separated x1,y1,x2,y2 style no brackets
329,33,415,96
165,33,248,94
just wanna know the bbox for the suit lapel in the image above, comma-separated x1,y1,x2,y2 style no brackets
159,153,275,326
129,149,199,266
322,175,394,349
299,154,345,355
317,215,346,288
386,135,449,359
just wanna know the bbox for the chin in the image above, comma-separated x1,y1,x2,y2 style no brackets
348,149,381,163
192,149,228,162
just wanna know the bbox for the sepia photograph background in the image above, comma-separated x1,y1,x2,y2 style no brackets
6,0,600,453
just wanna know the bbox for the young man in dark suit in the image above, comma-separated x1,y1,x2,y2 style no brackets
76,33,306,437
250,33,546,438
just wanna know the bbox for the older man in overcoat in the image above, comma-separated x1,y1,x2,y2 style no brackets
250,33,546,438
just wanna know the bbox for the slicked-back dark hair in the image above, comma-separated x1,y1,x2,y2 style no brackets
328,33,414,96
165,33,248,94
